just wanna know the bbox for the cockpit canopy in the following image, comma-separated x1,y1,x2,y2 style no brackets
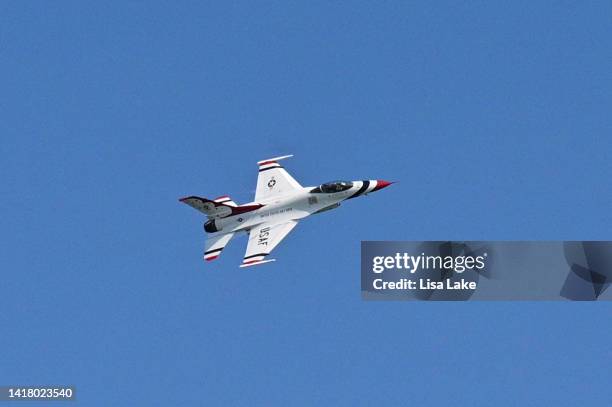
310,180,354,193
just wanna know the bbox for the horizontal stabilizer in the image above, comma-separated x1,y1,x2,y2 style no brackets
204,232,234,261
180,196,262,218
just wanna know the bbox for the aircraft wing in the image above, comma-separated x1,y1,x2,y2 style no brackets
240,220,298,267
255,155,302,202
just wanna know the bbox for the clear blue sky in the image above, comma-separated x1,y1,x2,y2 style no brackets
2,1,612,406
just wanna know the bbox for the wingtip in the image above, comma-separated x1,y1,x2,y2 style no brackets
257,155,294,165
239,259,276,268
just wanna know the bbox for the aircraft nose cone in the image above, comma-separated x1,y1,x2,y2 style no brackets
373,180,393,191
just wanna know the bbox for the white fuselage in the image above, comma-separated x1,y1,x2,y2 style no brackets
208,180,377,237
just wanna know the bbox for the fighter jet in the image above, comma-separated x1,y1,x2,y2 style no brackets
180,155,393,267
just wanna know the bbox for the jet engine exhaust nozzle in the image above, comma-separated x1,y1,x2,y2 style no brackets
204,219,221,233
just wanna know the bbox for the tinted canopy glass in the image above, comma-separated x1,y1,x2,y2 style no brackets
311,180,353,193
